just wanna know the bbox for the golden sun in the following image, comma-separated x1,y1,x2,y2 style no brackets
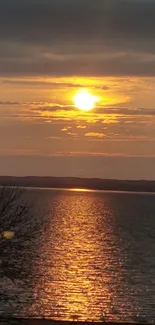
74,89,98,111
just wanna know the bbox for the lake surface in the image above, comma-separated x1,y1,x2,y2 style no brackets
1,188,155,323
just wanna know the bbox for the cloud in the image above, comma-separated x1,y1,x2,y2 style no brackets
0,101,20,105
85,132,105,138
95,107,155,116
66,132,78,137
61,128,68,132
31,104,155,117
0,0,155,76
1,150,155,159
44,136,62,140
1,52,155,77
2,79,108,89
0,0,155,45
77,125,87,129
31,105,72,113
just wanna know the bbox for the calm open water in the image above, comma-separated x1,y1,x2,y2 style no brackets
1,188,155,323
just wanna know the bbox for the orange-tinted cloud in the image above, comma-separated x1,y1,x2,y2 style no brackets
85,132,105,138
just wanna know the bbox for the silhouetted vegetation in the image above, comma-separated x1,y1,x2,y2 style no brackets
0,186,46,283
0,186,50,321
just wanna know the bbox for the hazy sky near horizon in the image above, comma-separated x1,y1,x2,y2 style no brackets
1,0,155,179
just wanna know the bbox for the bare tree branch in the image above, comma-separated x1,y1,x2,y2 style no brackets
0,186,51,320
0,186,48,296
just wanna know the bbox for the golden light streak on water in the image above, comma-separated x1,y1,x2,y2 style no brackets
29,192,134,322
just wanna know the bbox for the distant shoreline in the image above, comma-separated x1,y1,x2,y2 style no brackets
2,185,155,195
0,176,155,193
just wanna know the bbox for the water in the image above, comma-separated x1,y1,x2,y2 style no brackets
1,188,155,323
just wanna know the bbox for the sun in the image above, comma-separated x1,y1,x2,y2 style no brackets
74,89,98,111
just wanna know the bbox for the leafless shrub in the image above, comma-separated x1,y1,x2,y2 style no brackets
0,186,46,282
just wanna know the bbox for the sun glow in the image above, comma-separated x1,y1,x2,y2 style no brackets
71,188,93,192
74,89,99,111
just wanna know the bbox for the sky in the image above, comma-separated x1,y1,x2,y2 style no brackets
0,0,155,179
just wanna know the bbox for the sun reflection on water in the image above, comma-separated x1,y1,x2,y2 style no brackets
70,188,93,193
29,191,132,322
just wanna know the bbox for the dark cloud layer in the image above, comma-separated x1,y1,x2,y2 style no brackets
1,0,155,42
0,0,155,76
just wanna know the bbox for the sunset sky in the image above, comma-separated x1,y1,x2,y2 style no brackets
1,0,155,179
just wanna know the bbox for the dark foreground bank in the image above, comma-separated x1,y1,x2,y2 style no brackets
0,320,151,325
